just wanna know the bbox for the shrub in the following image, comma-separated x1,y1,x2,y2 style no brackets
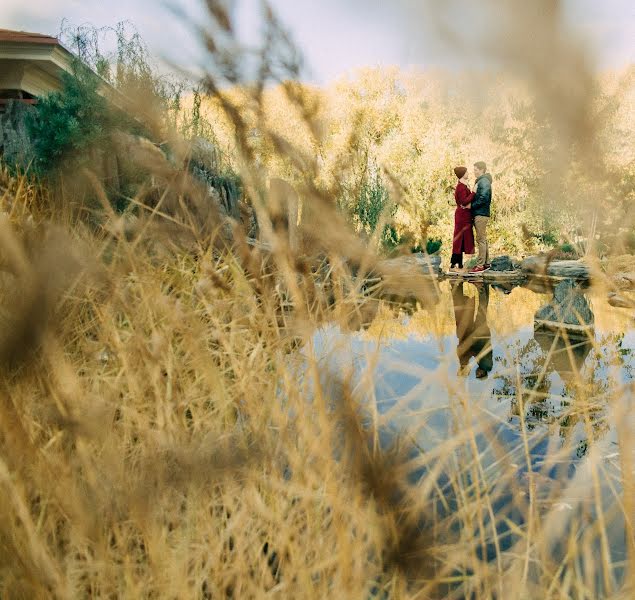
411,238,442,254
59,20,185,125
24,65,113,174
550,242,582,260
381,223,401,252
24,62,149,177
426,237,442,255
353,167,393,235
533,231,559,247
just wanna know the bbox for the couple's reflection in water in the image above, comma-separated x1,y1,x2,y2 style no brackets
451,278,594,383
452,281,493,379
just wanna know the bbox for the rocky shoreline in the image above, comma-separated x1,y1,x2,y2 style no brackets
370,253,635,321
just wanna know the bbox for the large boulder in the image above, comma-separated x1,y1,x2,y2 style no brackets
607,292,635,309
412,253,442,274
521,256,590,280
520,256,544,273
535,279,594,333
548,260,591,279
374,254,440,304
378,254,442,277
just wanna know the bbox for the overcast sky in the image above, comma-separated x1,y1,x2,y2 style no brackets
3,0,634,82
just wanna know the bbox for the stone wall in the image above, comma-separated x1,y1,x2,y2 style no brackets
0,100,34,167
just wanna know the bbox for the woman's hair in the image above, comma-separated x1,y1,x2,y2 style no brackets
454,166,467,178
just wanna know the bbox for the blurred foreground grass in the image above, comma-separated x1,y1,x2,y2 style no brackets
0,1,634,598
0,163,633,599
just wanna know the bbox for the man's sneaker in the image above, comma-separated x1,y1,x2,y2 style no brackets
469,265,490,274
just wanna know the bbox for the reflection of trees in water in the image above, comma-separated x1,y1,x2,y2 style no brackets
600,331,634,380
484,279,633,454
493,337,554,429
492,327,633,454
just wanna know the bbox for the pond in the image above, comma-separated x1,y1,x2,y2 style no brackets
308,278,635,590
313,279,634,451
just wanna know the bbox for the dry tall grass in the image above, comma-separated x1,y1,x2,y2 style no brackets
0,1,633,598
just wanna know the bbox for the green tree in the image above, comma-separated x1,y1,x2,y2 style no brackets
354,168,391,234
349,166,402,252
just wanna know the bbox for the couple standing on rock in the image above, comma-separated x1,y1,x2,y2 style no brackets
450,161,492,273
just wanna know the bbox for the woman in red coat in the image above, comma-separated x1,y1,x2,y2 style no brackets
450,166,475,270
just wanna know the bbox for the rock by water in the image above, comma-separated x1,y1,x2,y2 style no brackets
412,253,442,274
608,292,635,309
535,279,594,333
521,257,590,280
490,255,514,272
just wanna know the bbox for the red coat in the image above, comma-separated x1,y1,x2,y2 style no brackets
452,182,475,255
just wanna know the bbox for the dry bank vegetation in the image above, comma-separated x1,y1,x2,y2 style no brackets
0,1,634,599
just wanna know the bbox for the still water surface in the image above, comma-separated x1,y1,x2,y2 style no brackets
313,280,634,455
310,279,634,580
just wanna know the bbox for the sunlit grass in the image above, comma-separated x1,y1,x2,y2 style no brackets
1,163,634,599
0,1,634,598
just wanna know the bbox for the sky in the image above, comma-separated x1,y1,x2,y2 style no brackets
2,0,634,83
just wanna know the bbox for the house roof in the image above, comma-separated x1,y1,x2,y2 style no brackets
0,28,59,46
0,27,148,124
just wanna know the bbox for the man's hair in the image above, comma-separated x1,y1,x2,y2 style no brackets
474,161,487,172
